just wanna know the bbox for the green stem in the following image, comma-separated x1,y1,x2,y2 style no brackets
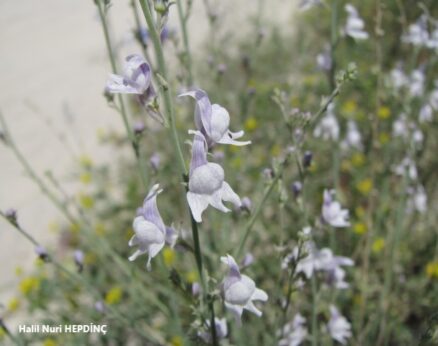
177,0,194,86
311,275,319,346
96,0,148,189
137,2,216,344
138,0,187,175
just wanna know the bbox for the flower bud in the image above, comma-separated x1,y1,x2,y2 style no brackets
303,151,313,168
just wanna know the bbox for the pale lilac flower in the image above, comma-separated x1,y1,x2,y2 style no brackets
198,318,228,343
419,104,433,123
240,197,252,212
94,301,106,313
35,245,49,261
133,121,145,135
179,89,251,147
313,103,339,140
299,0,323,11
322,190,350,228
394,157,418,181
192,282,201,296
343,4,369,40
406,185,427,214
409,69,425,97
316,50,332,72
74,250,84,272
149,153,160,172
392,113,409,139
403,15,429,47
240,253,254,268
221,254,268,323
106,54,155,105
290,242,354,286
327,306,352,345
341,120,362,151
187,132,241,222
292,181,303,197
129,184,176,270
389,66,408,89
279,313,308,346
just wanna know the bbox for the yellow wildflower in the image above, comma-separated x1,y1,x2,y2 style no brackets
355,206,366,218
8,297,20,312
271,144,281,157
342,100,357,114
79,194,94,209
353,222,367,235
170,336,183,346
19,277,40,295
351,152,365,167
78,155,93,168
185,271,198,284
70,223,80,233
378,132,390,145
79,172,92,185
0,328,5,340
426,261,438,279
341,159,352,173
105,287,122,305
42,338,57,346
353,294,363,306
377,106,391,120
356,178,373,195
372,238,385,253
163,248,176,267
244,117,258,132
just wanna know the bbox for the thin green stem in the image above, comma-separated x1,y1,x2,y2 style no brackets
177,0,194,86
311,275,319,346
138,0,187,175
96,0,148,189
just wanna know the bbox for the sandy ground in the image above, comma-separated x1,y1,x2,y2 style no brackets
0,0,296,326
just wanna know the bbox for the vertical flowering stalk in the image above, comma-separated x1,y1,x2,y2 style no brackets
95,0,149,189
137,1,217,343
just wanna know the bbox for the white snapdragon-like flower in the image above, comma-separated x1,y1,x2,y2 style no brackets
403,15,429,47
288,242,354,288
279,313,308,346
128,185,177,270
409,69,425,97
187,132,241,222
406,185,427,214
344,4,369,40
179,89,250,147
221,255,268,323
327,306,352,345
322,190,350,228
394,157,418,181
106,54,155,102
341,120,362,151
313,103,339,140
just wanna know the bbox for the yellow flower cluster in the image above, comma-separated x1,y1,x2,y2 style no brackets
105,287,122,305
19,277,40,296
356,178,373,195
426,261,438,279
372,238,385,253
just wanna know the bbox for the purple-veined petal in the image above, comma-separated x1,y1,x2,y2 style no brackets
187,192,210,222
142,185,165,233
189,131,209,175
106,74,140,94
179,89,212,135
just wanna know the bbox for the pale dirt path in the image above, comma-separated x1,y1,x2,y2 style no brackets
0,0,296,326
